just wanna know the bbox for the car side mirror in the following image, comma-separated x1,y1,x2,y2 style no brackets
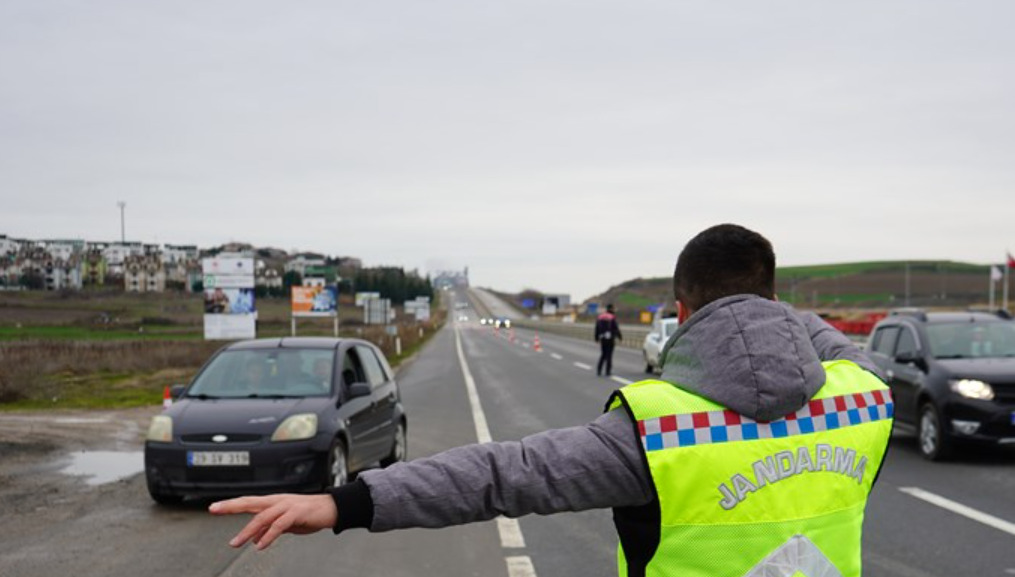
170,384,187,399
347,382,372,399
894,350,927,371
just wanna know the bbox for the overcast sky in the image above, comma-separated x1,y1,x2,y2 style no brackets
2,1,1013,300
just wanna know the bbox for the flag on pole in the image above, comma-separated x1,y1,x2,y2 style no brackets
991,266,1003,282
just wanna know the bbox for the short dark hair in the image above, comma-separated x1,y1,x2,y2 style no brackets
673,224,776,312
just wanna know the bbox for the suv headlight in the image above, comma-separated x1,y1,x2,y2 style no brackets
948,379,995,401
147,415,173,442
271,413,318,442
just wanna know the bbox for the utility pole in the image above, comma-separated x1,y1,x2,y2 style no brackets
117,201,126,243
904,262,911,307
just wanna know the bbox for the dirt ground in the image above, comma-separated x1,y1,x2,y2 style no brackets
0,406,160,520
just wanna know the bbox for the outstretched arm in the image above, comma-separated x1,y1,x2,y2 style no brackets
210,408,652,548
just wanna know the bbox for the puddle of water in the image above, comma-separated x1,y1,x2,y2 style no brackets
60,451,144,486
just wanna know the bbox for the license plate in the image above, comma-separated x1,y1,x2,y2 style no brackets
187,451,250,467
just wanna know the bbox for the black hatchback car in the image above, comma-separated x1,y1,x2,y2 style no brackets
866,309,1015,460
144,337,406,504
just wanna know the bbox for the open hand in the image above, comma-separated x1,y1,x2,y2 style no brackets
209,493,338,550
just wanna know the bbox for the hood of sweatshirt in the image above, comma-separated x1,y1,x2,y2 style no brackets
658,295,825,422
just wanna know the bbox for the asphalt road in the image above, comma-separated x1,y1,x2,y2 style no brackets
6,293,1015,576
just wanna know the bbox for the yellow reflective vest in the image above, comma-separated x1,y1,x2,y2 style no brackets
607,360,893,577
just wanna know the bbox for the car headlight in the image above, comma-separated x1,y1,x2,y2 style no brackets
147,415,173,442
271,413,318,442
948,379,995,401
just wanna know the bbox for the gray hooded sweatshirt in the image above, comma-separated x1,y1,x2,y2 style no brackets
334,295,882,532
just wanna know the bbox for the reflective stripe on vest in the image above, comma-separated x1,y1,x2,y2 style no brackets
608,360,893,577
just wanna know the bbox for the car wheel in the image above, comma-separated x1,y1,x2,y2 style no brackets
644,353,654,374
918,402,953,461
381,421,407,467
326,439,349,488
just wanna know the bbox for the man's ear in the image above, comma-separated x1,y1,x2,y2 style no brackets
676,301,690,323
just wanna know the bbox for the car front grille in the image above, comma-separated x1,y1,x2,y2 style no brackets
186,467,259,483
991,382,1015,404
180,433,263,444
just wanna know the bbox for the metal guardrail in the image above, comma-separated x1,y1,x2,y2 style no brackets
509,318,649,350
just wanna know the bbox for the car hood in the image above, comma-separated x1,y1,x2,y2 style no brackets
170,397,328,436
936,357,1015,382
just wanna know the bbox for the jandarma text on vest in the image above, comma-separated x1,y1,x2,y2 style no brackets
718,444,868,510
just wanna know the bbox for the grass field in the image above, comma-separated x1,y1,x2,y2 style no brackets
776,260,988,281
0,290,446,410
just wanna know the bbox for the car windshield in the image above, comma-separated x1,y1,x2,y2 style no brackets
187,349,334,398
925,322,1015,359
663,321,679,338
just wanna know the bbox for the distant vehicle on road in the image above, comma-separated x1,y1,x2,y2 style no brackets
866,309,1015,460
643,317,680,373
494,317,512,329
144,337,406,504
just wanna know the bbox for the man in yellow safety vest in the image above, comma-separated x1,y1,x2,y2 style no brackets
211,223,892,577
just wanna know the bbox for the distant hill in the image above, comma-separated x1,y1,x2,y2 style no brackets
581,260,995,321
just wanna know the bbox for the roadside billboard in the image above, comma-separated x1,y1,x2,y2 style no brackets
202,255,256,340
292,285,338,317
364,298,391,325
355,292,380,307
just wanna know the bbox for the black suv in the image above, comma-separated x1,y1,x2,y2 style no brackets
866,309,1015,460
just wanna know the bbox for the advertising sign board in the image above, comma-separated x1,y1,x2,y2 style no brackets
291,285,338,317
355,292,381,307
364,298,391,325
203,255,256,340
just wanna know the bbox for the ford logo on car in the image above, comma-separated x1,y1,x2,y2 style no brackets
212,435,228,443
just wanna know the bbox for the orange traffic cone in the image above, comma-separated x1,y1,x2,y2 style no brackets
163,386,172,410
534,333,542,352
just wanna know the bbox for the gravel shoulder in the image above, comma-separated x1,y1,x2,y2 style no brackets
0,406,250,577
0,406,159,517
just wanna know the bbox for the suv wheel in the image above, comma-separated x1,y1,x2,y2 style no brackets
918,402,953,461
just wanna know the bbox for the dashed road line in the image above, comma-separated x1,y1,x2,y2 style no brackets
506,556,537,577
550,353,563,360
610,376,633,385
899,487,1015,537
496,517,526,548
573,362,592,370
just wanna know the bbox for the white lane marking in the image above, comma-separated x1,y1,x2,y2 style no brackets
550,353,563,360
496,517,526,548
455,328,536,569
573,362,592,370
505,556,537,577
610,376,633,385
522,343,530,348
454,328,492,444
899,487,1015,537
